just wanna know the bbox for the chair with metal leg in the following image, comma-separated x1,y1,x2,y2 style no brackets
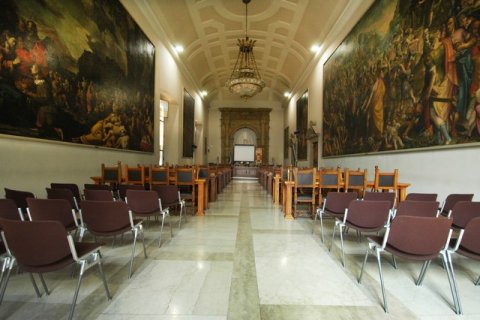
80,200,147,278
358,216,460,314
0,218,111,320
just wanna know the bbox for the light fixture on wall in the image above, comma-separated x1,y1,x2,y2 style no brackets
225,0,265,100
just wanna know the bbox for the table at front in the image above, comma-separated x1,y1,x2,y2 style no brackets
278,179,411,219
90,176,208,216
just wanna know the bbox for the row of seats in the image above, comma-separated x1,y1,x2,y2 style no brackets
315,191,478,315
0,185,188,319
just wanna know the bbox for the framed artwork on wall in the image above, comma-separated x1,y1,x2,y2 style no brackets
296,90,308,160
0,0,155,152
323,0,480,157
182,89,195,158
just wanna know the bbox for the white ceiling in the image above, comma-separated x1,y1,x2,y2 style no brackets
128,0,355,104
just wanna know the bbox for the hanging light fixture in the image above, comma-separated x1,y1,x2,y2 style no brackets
225,0,265,99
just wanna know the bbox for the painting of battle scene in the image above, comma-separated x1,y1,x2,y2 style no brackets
0,0,155,152
323,0,480,157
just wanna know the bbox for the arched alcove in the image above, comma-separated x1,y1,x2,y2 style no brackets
219,108,271,164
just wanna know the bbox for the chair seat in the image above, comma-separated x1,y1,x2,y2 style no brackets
345,221,384,233
456,246,480,261
324,210,344,219
21,254,74,273
88,224,132,236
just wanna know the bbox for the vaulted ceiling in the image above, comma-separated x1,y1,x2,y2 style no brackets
127,0,355,104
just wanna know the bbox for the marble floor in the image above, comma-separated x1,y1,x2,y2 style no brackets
1,180,480,319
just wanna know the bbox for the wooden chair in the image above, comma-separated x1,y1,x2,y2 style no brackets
373,166,398,193
343,168,368,198
317,167,343,205
124,164,145,185
175,166,197,215
101,161,122,186
293,167,317,218
149,164,170,187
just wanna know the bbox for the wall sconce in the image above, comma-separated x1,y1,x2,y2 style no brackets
160,99,169,118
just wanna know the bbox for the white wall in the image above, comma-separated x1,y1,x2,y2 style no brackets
0,1,208,197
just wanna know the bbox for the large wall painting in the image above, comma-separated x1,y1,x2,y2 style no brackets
0,0,155,152
323,0,480,157
182,89,195,158
296,90,308,160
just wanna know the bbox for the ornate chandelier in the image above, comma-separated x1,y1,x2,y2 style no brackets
225,0,265,99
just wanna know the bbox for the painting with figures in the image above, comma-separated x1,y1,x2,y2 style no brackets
0,0,155,152
323,0,480,157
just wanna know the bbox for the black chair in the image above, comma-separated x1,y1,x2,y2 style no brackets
404,193,438,202
447,216,480,315
314,191,357,242
293,167,317,218
0,199,24,221
26,198,81,236
118,184,144,201
46,187,80,211
152,185,186,228
0,218,111,320
80,200,146,278
363,191,396,209
330,200,392,266
4,188,35,215
125,190,172,247
50,183,82,207
358,216,459,314
440,193,474,216
394,200,440,218
83,189,115,201
448,201,480,229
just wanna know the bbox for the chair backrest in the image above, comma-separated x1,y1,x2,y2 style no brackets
458,217,480,255
26,198,76,230
344,168,368,197
395,200,440,218
50,183,82,204
101,161,122,185
124,164,145,185
387,216,452,256
440,193,474,215
294,167,316,188
449,201,480,229
346,200,391,229
125,190,160,214
0,199,23,221
364,191,396,209
4,188,35,213
404,193,438,202
149,164,170,186
118,184,144,201
175,166,196,186
373,166,398,192
197,166,210,179
80,200,130,234
281,166,292,182
0,218,71,270
46,187,78,211
318,168,342,191
151,185,180,208
83,189,115,201
84,183,112,191
324,192,357,214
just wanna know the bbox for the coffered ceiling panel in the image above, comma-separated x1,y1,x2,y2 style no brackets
134,0,352,104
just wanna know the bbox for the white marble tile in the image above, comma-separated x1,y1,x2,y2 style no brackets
102,260,232,317
253,233,374,307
